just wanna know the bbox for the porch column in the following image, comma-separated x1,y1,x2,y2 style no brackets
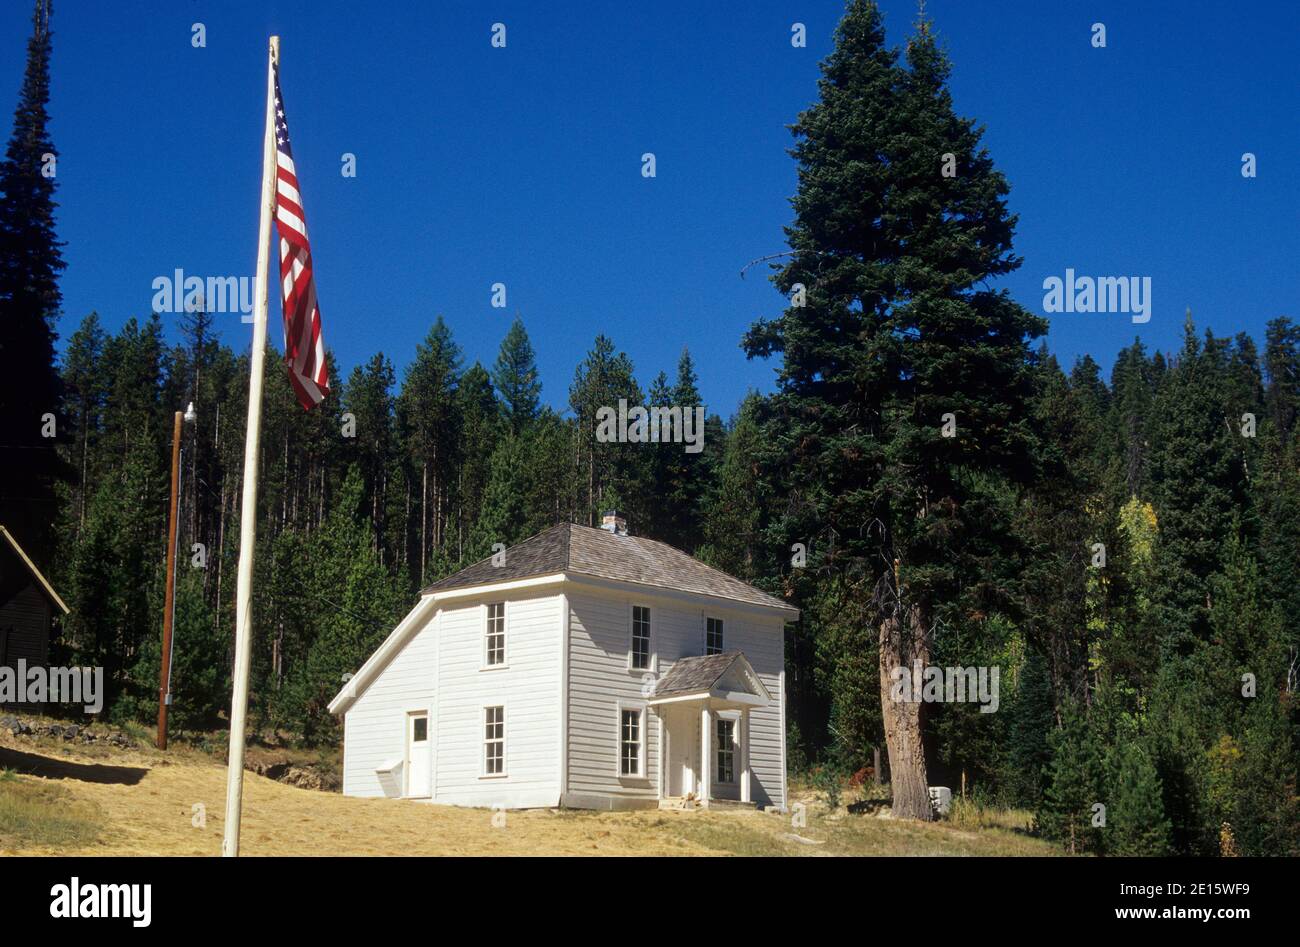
740,709,751,804
699,705,711,803
656,709,665,800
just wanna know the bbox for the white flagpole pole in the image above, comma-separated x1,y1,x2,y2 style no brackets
223,34,279,858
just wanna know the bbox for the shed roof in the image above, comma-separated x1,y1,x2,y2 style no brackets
0,525,68,614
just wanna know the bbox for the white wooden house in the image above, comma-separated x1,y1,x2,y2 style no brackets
329,513,798,810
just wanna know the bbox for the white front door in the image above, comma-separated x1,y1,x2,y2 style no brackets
664,706,697,797
406,711,430,798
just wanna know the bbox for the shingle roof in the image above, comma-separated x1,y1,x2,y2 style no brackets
421,523,570,593
420,523,795,613
652,651,746,698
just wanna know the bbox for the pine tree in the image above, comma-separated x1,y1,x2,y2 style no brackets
569,334,648,528
341,354,396,560
1018,353,1099,704
642,369,675,540
742,2,1043,819
1003,648,1055,806
698,394,767,580
472,409,574,555
0,0,67,562
1144,317,1246,655
1107,741,1171,855
288,467,406,741
492,316,541,434
1108,339,1159,496
58,312,107,535
1037,698,1103,854
454,362,498,559
398,317,462,581
660,348,709,549
1264,317,1300,442
130,569,227,732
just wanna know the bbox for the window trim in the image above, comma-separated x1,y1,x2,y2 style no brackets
627,603,656,672
715,709,740,785
481,601,508,670
616,699,648,780
481,702,507,779
705,615,724,655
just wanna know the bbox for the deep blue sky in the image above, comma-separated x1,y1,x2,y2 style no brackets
4,0,1298,417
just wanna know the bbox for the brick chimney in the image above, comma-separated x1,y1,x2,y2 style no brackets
601,510,628,536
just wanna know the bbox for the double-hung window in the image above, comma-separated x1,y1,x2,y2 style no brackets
706,617,724,655
620,707,644,777
484,706,505,775
630,605,651,670
485,602,505,666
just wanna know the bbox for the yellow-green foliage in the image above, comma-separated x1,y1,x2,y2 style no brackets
1118,496,1158,568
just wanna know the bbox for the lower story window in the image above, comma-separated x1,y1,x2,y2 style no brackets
620,708,643,776
716,718,735,784
484,706,505,775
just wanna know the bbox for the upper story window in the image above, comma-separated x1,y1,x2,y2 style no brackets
630,605,651,670
706,617,724,655
485,602,505,666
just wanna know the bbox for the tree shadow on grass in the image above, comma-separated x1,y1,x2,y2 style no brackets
847,797,890,816
0,746,147,785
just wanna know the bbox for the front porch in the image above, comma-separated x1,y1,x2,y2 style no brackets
647,651,771,810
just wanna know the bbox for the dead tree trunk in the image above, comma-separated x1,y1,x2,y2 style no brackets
878,602,933,821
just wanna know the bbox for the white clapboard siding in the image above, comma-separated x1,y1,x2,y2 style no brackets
723,614,786,809
342,605,440,798
343,589,562,808
566,587,786,809
430,591,562,808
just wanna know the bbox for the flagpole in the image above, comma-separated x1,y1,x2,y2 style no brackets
223,34,279,858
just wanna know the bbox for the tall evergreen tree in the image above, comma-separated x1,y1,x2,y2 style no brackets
1037,698,1103,854
698,394,767,580
1144,317,1246,655
659,348,709,549
398,317,462,582
742,3,1043,818
284,467,406,741
1263,316,1300,443
1018,354,1099,705
492,316,541,434
1108,339,1158,496
0,0,66,562
58,311,107,534
1003,649,1055,806
453,362,499,559
569,334,648,528
1107,741,1171,855
341,353,396,560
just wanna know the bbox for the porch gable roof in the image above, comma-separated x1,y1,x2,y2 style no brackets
647,651,771,705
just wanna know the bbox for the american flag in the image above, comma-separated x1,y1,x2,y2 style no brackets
273,63,329,410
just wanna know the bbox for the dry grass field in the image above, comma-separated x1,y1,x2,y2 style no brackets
0,726,1059,857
